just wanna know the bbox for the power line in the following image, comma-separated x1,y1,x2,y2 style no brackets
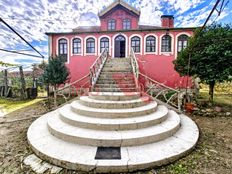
0,17,44,58
1,17,75,22
0,48,45,58
202,0,221,30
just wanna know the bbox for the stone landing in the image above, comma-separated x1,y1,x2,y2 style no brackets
27,92,199,173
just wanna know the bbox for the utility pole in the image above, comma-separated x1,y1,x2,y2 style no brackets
19,66,26,99
3,69,8,97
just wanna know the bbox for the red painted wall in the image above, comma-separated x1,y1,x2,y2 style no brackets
99,7,139,31
51,29,193,88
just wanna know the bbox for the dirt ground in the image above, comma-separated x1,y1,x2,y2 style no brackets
0,101,231,174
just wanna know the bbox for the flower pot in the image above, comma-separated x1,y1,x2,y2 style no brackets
185,103,195,113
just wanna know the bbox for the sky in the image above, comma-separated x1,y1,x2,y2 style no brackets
0,0,231,68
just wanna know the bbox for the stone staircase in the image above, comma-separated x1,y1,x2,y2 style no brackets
27,58,199,173
93,58,137,92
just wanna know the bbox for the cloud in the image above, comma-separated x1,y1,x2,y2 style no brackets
0,0,231,65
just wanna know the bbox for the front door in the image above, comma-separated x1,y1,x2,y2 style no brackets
114,35,125,58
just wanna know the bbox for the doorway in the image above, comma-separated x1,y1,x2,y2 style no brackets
114,35,126,58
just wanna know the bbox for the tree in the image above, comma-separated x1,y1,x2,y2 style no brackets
42,56,69,107
173,24,232,102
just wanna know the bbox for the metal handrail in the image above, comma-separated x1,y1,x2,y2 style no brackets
89,48,108,90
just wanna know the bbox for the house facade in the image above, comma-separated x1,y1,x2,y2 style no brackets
46,0,196,88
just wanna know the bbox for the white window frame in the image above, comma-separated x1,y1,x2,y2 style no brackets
84,36,97,56
144,34,158,55
159,33,174,56
175,32,191,58
129,34,142,55
98,35,111,56
71,36,83,56
56,37,69,64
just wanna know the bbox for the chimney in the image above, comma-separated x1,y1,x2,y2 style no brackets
161,15,174,28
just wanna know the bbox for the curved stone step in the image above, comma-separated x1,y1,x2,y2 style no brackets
79,96,150,109
47,110,180,147
59,105,168,130
70,100,157,118
28,112,198,173
89,92,141,101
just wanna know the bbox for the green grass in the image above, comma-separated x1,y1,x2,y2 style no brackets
0,98,44,115
199,82,232,106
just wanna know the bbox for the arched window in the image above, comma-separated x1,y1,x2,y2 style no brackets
161,35,172,52
131,36,140,53
100,37,109,53
146,36,156,52
108,19,116,30
123,19,131,30
86,38,95,53
178,34,188,53
73,38,81,54
58,38,67,61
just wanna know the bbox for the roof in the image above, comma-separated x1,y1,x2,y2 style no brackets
98,0,140,17
138,24,162,30
45,27,198,36
72,26,101,32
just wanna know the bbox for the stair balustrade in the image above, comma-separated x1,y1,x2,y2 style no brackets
139,72,182,110
56,74,90,102
89,48,109,90
129,48,139,90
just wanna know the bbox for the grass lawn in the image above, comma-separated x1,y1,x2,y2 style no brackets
0,98,44,116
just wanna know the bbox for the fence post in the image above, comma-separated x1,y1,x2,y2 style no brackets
3,69,8,97
19,66,26,99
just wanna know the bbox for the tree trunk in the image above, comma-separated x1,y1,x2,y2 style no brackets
54,85,57,108
209,80,215,103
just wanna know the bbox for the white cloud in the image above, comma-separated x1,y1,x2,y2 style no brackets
0,0,231,65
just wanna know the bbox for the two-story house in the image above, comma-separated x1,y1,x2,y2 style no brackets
46,0,196,87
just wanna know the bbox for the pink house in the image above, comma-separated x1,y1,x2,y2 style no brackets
46,0,196,88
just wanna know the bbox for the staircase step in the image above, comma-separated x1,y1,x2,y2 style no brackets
28,108,199,173
94,84,136,88
93,88,137,92
70,100,157,118
101,67,132,71
47,110,180,147
89,92,141,101
101,70,132,73
59,105,168,130
96,80,135,84
98,76,134,83
79,96,150,109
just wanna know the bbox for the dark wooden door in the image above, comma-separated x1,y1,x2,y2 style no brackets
114,35,126,58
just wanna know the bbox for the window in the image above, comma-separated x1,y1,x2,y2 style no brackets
86,38,95,53
73,38,81,54
177,34,188,53
108,19,116,30
161,35,172,52
146,36,156,52
123,19,131,30
100,37,109,53
58,38,67,61
131,36,140,53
